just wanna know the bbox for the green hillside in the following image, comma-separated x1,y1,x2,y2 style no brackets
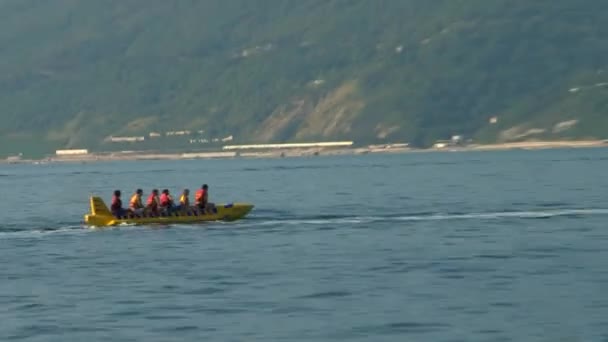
0,0,607,157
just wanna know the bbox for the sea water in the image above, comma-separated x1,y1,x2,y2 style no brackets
1,149,608,341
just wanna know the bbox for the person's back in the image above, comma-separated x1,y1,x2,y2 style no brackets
129,189,143,208
159,189,175,214
129,189,144,216
195,184,215,214
160,190,170,208
195,185,206,209
168,193,174,207
146,189,160,214
111,190,125,217
179,189,190,211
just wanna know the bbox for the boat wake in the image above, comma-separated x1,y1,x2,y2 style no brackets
242,208,608,228
0,224,87,239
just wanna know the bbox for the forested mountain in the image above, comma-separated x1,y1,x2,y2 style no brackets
0,0,607,156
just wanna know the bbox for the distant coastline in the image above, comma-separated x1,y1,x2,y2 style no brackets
462,140,608,151
1,140,607,165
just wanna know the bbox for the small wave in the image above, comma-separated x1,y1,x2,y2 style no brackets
537,201,570,208
297,290,352,299
353,321,450,335
65,171,104,176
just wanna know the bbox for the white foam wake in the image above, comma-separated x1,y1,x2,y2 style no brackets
239,208,608,227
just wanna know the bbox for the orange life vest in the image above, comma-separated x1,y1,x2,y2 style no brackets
129,194,142,208
195,189,206,204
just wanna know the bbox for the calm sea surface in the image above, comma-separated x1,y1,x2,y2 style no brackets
1,149,608,341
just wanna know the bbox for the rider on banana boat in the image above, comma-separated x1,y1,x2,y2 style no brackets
159,189,176,215
129,189,144,216
146,189,160,215
111,190,126,217
179,189,191,213
195,184,216,214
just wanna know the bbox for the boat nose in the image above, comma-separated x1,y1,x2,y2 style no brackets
237,203,254,214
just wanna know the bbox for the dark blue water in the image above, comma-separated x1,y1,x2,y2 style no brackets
2,149,608,341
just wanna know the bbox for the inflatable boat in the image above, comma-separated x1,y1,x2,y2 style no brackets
84,196,254,227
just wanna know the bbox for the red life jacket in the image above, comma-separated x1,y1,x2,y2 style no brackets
111,196,122,211
147,193,158,206
195,189,206,204
160,193,170,206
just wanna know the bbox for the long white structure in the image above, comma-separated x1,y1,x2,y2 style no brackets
223,141,353,150
181,152,237,158
56,149,89,155
106,136,145,142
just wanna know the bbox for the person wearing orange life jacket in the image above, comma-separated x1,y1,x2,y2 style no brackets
129,189,144,216
111,190,126,217
194,184,206,212
159,189,176,215
195,184,216,214
146,189,160,215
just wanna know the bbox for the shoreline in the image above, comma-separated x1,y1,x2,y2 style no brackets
2,140,607,165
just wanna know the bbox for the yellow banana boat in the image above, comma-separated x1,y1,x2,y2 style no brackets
84,196,254,227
